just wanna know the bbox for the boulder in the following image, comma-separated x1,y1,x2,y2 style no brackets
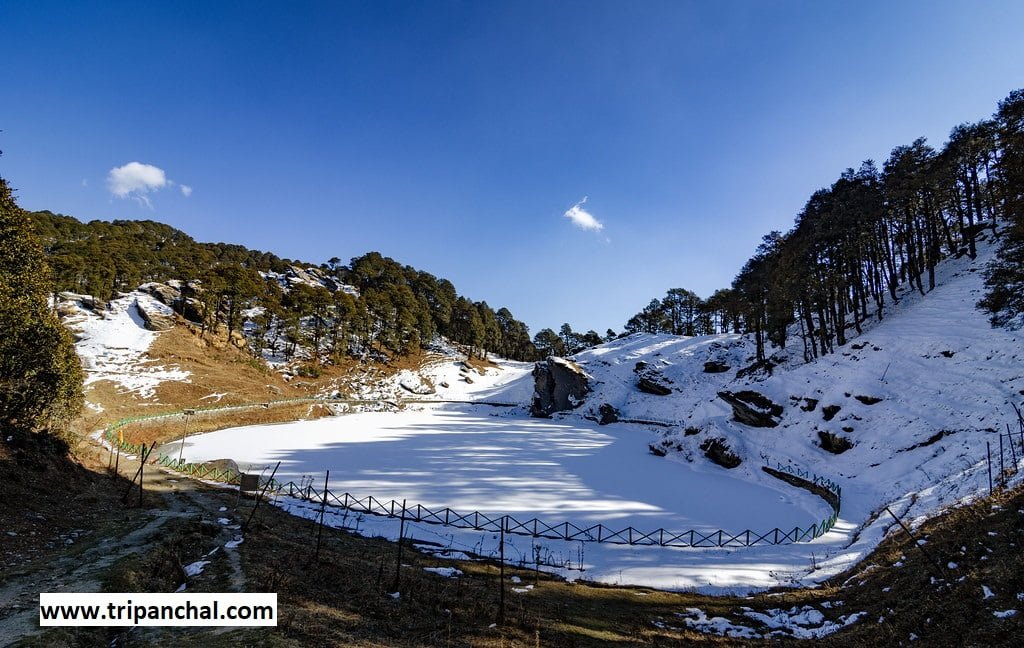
399,376,435,396
135,297,176,331
635,364,674,395
703,361,731,373
717,390,784,428
180,297,205,323
637,376,673,396
800,397,819,412
648,443,667,457
818,431,854,454
598,403,620,425
139,282,181,306
530,357,591,418
822,405,841,421
699,438,742,469
854,395,883,405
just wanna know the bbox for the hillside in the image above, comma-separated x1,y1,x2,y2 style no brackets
544,230,1024,590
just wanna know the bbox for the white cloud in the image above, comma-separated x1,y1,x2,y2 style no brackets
180,184,192,197
107,161,180,208
563,197,604,232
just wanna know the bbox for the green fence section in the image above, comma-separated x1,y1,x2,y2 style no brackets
101,396,334,468
101,403,843,548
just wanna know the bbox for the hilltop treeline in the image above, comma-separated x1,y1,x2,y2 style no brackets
30,213,537,362
623,88,1024,363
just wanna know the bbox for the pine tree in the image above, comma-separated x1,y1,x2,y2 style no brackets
0,175,83,442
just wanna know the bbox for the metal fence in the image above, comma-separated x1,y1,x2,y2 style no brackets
104,404,843,549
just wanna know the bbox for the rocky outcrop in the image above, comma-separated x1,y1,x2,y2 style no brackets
634,363,673,395
799,397,819,412
700,437,742,469
135,297,176,331
139,282,181,306
817,431,854,454
703,361,730,373
717,390,784,428
399,375,436,396
530,357,590,418
598,403,620,425
637,376,673,396
854,394,883,405
822,405,841,421
648,443,667,457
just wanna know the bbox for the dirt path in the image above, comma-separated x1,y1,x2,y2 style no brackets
0,442,249,646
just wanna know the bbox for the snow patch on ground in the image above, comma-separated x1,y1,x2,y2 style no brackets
60,291,190,399
422,567,462,578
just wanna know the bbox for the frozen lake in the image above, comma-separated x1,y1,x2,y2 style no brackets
176,405,829,534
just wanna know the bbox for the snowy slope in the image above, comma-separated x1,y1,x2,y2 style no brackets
559,233,1024,581
59,291,190,400
329,339,535,404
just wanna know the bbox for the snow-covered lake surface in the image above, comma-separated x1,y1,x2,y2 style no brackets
175,405,845,592
177,406,830,532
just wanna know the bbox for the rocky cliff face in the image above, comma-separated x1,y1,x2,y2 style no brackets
530,357,590,417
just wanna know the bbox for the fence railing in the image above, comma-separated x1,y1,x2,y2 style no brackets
103,404,843,549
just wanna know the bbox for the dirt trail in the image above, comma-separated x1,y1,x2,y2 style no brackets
0,442,249,646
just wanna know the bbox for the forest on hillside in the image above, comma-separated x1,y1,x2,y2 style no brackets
29,212,539,362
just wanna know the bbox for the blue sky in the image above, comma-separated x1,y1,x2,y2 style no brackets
3,1,1023,334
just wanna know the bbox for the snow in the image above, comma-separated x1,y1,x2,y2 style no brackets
183,560,210,577
341,346,535,403
982,585,995,599
178,405,832,591
61,291,190,399
82,234,1018,595
179,407,827,529
168,237,1024,591
993,609,1017,618
423,567,462,578
740,605,865,639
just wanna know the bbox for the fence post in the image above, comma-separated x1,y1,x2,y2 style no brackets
999,432,1006,485
884,506,947,582
393,499,407,593
243,461,280,533
497,515,506,625
113,445,120,476
1008,425,1019,467
314,470,330,561
987,441,993,495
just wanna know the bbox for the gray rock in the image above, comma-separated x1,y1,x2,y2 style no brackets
822,404,841,421
637,376,673,395
135,298,176,331
717,390,784,428
818,431,854,454
703,361,731,373
530,357,590,418
180,297,204,323
139,282,181,306
854,395,883,405
598,403,619,425
699,437,742,468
